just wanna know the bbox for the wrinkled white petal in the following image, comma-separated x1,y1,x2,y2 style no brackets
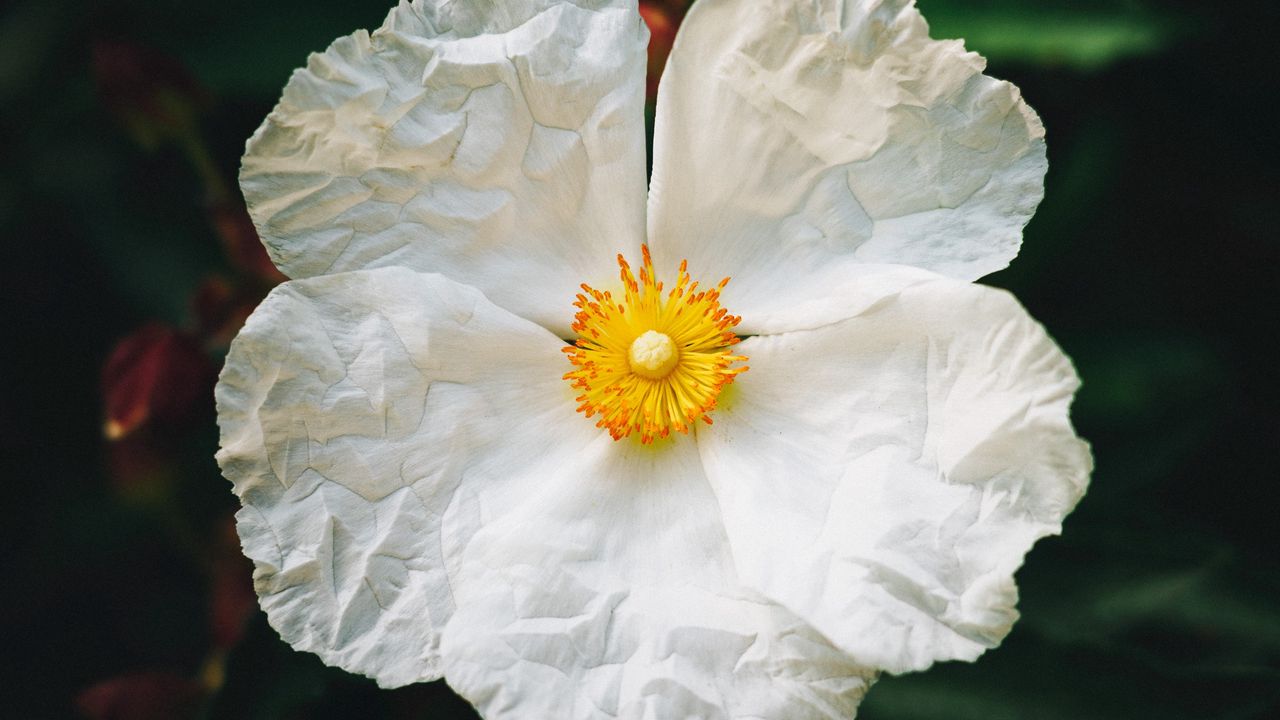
240,0,649,334
697,277,1091,674
648,0,1047,335
215,267,594,687
440,438,877,719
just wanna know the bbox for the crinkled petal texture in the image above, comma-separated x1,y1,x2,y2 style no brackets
648,0,1048,335
216,267,598,686
224,0,1086,713
698,276,1092,675
440,438,877,719
240,0,648,335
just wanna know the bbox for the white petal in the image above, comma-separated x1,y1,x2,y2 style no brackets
439,438,877,719
697,277,1091,674
215,267,593,687
648,0,1047,334
240,0,649,334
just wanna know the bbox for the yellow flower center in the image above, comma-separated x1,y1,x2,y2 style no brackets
563,245,748,444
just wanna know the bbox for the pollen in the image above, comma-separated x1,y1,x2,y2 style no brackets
563,245,748,444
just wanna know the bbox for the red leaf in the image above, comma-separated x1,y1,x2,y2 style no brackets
208,201,287,286
101,324,214,440
76,672,204,720
209,514,256,652
639,1,687,102
191,276,261,351
91,41,208,150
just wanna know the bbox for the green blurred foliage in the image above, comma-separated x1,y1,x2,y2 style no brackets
1,0,1277,718
920,0,1191,70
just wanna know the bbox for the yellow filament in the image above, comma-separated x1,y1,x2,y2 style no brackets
563,245,748,443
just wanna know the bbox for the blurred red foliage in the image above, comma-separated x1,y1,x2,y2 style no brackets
76,672,204,720
639,1,689,101
101,324,215,441
91,40,209,152
209,514,256,652
192,276,266,352
209,201,288,286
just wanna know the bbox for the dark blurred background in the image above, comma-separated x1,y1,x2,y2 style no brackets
1,1,1276,718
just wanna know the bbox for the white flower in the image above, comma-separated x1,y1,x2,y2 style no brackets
216,0,1092,717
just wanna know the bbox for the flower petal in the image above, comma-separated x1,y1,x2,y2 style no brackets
696,277,1091,674
240,0,649,334
439,438,877,719
215,267,590,687
648,0,1047,334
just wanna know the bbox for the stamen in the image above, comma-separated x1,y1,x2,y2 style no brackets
563,245,748,444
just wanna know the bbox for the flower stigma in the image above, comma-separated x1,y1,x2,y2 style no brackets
564,246,748,444
628,330,678,379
